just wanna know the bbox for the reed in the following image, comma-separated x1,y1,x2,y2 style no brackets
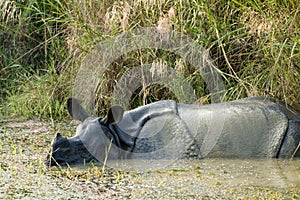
1,0,299,118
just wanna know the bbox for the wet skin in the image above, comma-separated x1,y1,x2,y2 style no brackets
45,97,300,167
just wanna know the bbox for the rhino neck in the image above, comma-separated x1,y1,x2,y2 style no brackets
106,123,137,152
114,100,179,153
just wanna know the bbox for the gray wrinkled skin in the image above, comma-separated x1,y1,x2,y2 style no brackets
45,97,300,166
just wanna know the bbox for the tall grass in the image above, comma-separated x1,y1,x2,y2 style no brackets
1,0,299,119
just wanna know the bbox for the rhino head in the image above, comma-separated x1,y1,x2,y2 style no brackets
45,98,124,167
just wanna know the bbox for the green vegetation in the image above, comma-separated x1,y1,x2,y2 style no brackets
1,0,299,119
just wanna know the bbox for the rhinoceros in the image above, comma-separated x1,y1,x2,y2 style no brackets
45,97,300,166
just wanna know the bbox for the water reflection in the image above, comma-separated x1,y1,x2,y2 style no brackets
98,159,300,188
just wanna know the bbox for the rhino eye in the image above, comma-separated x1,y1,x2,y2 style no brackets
56,147,72,154
53,139,70,149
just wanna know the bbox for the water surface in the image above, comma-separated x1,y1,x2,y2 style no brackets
1,119,299,199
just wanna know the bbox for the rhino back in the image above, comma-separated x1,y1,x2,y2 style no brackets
178,97,290,158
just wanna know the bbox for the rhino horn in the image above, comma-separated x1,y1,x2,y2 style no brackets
55,132,62,140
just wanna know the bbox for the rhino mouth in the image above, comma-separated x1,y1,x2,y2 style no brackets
44,151,67,167
44,149,97,167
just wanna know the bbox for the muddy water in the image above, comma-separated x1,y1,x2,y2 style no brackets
103,159,300,188
72,159,300,199
1,119,299,199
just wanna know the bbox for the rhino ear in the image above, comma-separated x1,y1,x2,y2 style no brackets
102,106,124,125
67,98,90,122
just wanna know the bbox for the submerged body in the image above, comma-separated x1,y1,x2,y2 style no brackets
46,97,300,166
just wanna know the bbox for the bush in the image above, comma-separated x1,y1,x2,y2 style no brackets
1,0,299,119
